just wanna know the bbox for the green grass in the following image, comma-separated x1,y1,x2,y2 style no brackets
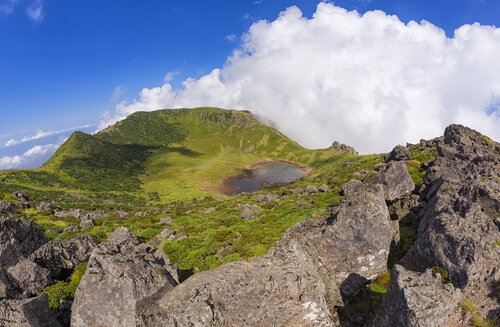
405,144,438,188
431,266,457,286
461,299,479,313
368,271,391,294
41,263,87,310
489,240,500,247
461,300,499,327
471,316,498,327
339,271,391,322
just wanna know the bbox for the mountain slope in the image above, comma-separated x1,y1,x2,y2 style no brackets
44,132,150,192
29,108,341,199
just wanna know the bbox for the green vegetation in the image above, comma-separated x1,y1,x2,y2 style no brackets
97,110,186,146
406,144,438,188
41,263,87,310
431,266,457,286
471,316,498,327
461,299,498,327
387,213,418,268
339,271,391,322
489,240,500,247
461,299,479,313
45,132,151,192
368,271,390,294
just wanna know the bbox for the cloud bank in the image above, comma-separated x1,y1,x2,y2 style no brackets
103,3,497,153
0,143,58,169
3,125,92,148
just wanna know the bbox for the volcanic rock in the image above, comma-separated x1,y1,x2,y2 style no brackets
71,227,177,327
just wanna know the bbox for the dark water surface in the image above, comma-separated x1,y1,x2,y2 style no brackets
221,161,308,195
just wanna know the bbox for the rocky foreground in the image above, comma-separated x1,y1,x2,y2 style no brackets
0,125,498,327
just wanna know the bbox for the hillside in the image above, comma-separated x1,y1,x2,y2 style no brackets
0,107,387,269
1,122,497,327
3,108,346,200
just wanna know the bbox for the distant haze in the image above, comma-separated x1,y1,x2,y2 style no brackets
101,3,500,153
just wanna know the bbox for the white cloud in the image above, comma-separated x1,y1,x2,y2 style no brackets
0,143,58,169
26,0,43,22
24,144,57,157
164,71,179,83
22,129,50,142
5,138,16,147
0,155,22,168
100,3,500,153
0,0,20,15
225,34,237,42
4,124,92,147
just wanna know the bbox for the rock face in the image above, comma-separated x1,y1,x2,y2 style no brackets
0,218,50,299
0,201,18,215
238,204,262,220
369,161,415,202
137,170,400,326
371,265,463,327
0,294,61,327
372,125,500,326
30,235,98,279
331,141,358,155
386,144,412,162
36,202,53,212
71,227,177,327
256,194,279,203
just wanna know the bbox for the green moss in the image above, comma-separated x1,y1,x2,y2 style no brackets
461,299,479,313
368,271,390,294
443,186,455,194
405,144,438,188
42,263,87,310
489,240,500,247
432,266,457,286
471,316,497,327
2,194,20,203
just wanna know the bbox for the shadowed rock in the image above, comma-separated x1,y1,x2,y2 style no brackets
0,218,50,299
369,161,415,202
386,145,411,162
370,265,463,327
30,235,98,279
0,294,61,327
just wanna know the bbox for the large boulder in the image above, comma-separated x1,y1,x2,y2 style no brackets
137,175,396,326
386,145,412,162
0,218,50,299
370,265,463,327
30,235,98,279
0,294,61,327
369,161,415,202
71,227,177,327
4,258,51,299
138,237,335,327
401,125,500,321
0,201,18,215
0,218,47,258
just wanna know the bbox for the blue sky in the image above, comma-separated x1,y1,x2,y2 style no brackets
0,0,499,168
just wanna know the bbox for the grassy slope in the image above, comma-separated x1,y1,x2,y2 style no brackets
97,107,338,200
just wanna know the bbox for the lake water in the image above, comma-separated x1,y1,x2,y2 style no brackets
220,161,308,195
